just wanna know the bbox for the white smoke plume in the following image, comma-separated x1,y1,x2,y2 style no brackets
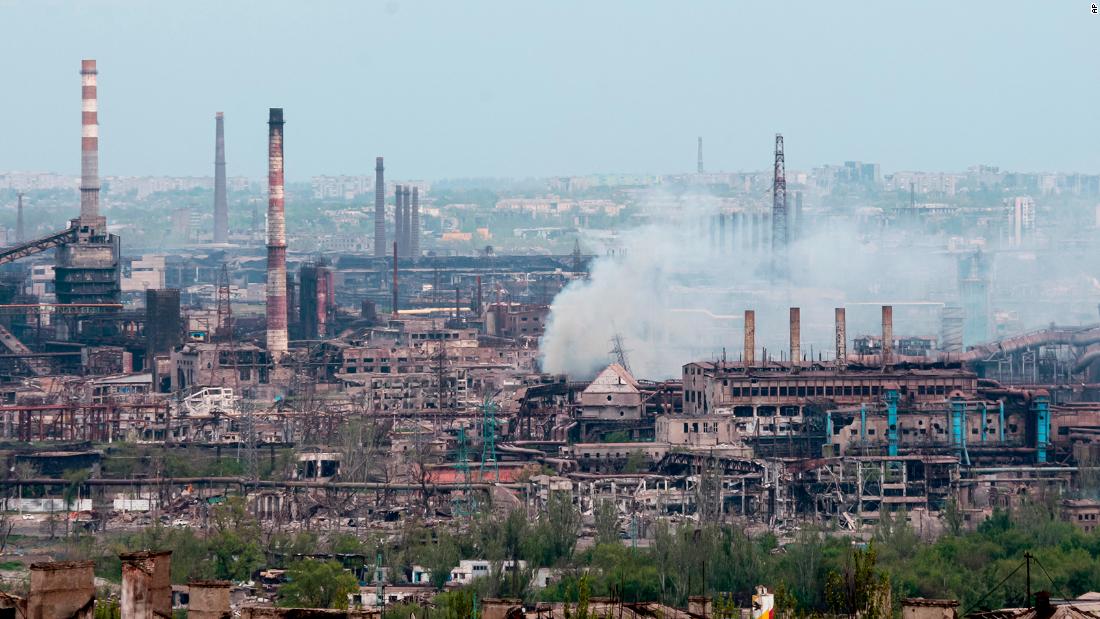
539,188,1100,380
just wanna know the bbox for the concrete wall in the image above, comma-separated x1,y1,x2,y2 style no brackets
656,415,738,446
188,581,231,619
120,551,171,619
27,561,95,619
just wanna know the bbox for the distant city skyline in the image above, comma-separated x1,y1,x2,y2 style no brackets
1,1,1097,180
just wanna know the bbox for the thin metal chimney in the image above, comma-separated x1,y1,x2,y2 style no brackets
411,186,420,259
744,310,756,366
15,192,24,243
394,184,404,259
402,186,412,257
835,307,847,366
882,305,894,365
265,108,288,357
213,112,228,244
789,307,800,366
80,59,104,231
373,157,386,257
697,136,704,174
392,241,399,316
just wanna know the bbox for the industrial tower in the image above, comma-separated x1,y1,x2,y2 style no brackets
265,108,289,357
213,112,228,244
54,59,121,310
771,133,787,252
697,136,704,174
373,157,385,257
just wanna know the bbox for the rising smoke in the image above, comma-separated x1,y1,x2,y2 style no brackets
539,188,1100,380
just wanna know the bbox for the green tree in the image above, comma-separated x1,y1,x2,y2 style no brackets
279,559,359,609
531,492,580,566
943,498,964,536
594,500,619,547
825,543,891,619
208,497,263,581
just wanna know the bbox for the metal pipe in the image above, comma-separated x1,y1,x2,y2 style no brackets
373,157,386,257
79,59,102,229
213,112,228,244
835,307,847,366
789,307,800,366
744,310,755,366
882,305,894,365
999,400,1005,442
981,402,988,443
265,108,288,357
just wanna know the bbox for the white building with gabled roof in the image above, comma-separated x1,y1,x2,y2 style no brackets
579,364,643,421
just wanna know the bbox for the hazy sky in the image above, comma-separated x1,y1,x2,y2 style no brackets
1,1,1097,180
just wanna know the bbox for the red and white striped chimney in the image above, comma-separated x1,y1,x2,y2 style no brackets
80,59,103,231
266,108,288,357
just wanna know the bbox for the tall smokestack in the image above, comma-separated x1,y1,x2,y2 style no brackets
697,136,704,174
213,112,228,244
373,157,386,257
882,305,893,365
789,307,800,366
15,192,24,243
772,133,787,251
265,108,288,357
402,186,412,257
394,184,404,259
835,307,847,365
744,310,755,366
392,241,399,316
79,59,103,231
411,186,420,259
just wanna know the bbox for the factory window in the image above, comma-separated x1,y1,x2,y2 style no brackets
851,429,858,436
734,406,753,417
751,387,760,397
844,386,853,396
868,429,876,435
816,386,825,396
779,387,789,397
769,387,777,397
825,386,834,396
797,387,807,397
683,423,689,433
692,423,699,433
